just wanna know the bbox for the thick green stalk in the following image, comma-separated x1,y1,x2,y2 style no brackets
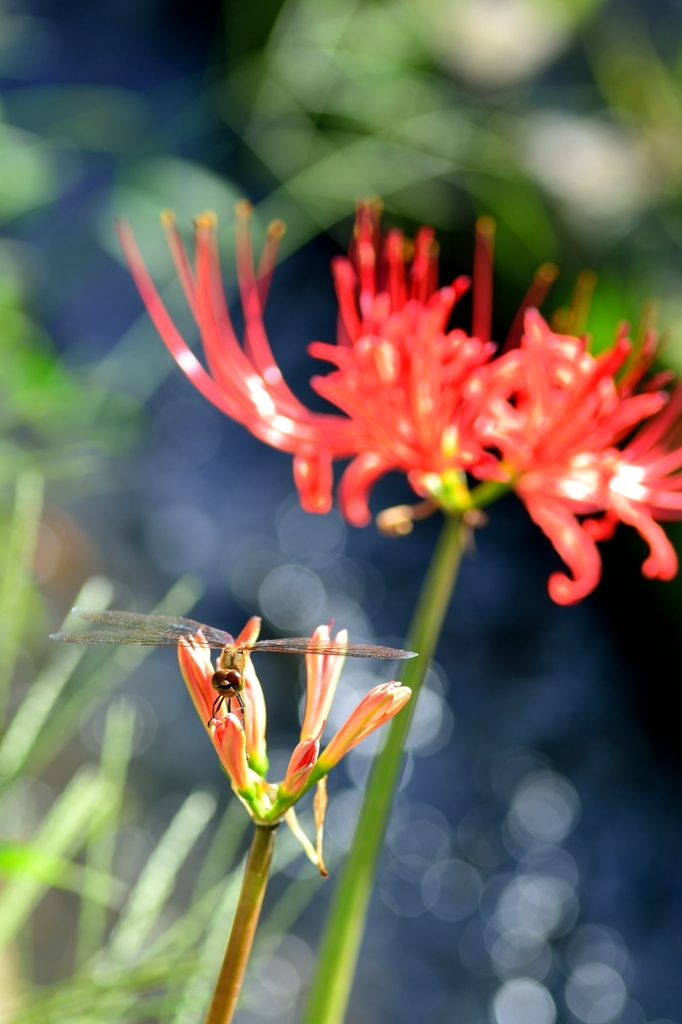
205,823,279,1024
301,513,466,1024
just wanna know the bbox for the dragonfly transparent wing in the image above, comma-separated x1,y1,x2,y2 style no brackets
49,609,417,659
50,609,234,648
249,638,416,659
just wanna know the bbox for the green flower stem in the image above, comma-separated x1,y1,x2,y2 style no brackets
469,479,511,508
205,823,279,1024
301,513,467,1024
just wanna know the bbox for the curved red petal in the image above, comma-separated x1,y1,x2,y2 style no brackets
523,496,603,604
337,452,398,526
293,449,334,514
611,495,679,580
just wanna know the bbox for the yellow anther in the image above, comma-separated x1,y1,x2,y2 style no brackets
267,219,287,239
358,195,383,214
376,506,415,537
194,210,218,230
463,509,489,528
376,499,437,537
476,215,496,241
235,199,253,220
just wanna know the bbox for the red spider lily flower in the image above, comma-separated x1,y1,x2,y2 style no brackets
121,196,682,606
300,623,348,740
316,682,412,775
118,203,505,526
474,308,682,603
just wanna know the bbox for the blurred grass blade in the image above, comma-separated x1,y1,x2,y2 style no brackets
9,953,195,1024
27,572,204,773
0,576,113,781
0,768,111,950
6,835,313,1023
76,698,136,968
191,798,249,903
141,812,292,963
256,871,325,955
0,841,126,905
0,471,44,730
106,789,216,967
171,858,246,1024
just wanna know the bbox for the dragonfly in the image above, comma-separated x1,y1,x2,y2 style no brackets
51,609,417,722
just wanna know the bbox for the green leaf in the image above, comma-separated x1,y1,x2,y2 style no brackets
0,470,44,729
0,840,126,906
0,576,113,781
105,789,217,968
76,698,137,968
0,768,112,950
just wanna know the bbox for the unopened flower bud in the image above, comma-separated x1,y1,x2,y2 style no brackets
280,732,321,799
178,634,214,726
234,618,268,776
242,659,268,776
300,624,347,741
316,682,411,774
210,713,251,792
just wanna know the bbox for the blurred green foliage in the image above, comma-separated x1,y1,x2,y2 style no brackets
219,0,682,368
0,252,141,493
219,0,602,268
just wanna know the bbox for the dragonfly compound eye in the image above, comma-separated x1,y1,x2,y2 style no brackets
212,669,243,693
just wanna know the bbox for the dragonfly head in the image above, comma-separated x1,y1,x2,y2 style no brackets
211,668,244,695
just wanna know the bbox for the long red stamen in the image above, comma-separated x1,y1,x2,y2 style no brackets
564,270,597,337
194,213,253,400
256,219,286,307
232,206,315,417
502,263,558,353
384,229,407,312
117,218,245,423
331,258,361,344
410,227,436,304
161,210,197,318
472,216,495,343
357,239,376,327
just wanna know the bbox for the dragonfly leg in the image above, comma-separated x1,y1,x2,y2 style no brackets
207,694,224,727
235,691,249,759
